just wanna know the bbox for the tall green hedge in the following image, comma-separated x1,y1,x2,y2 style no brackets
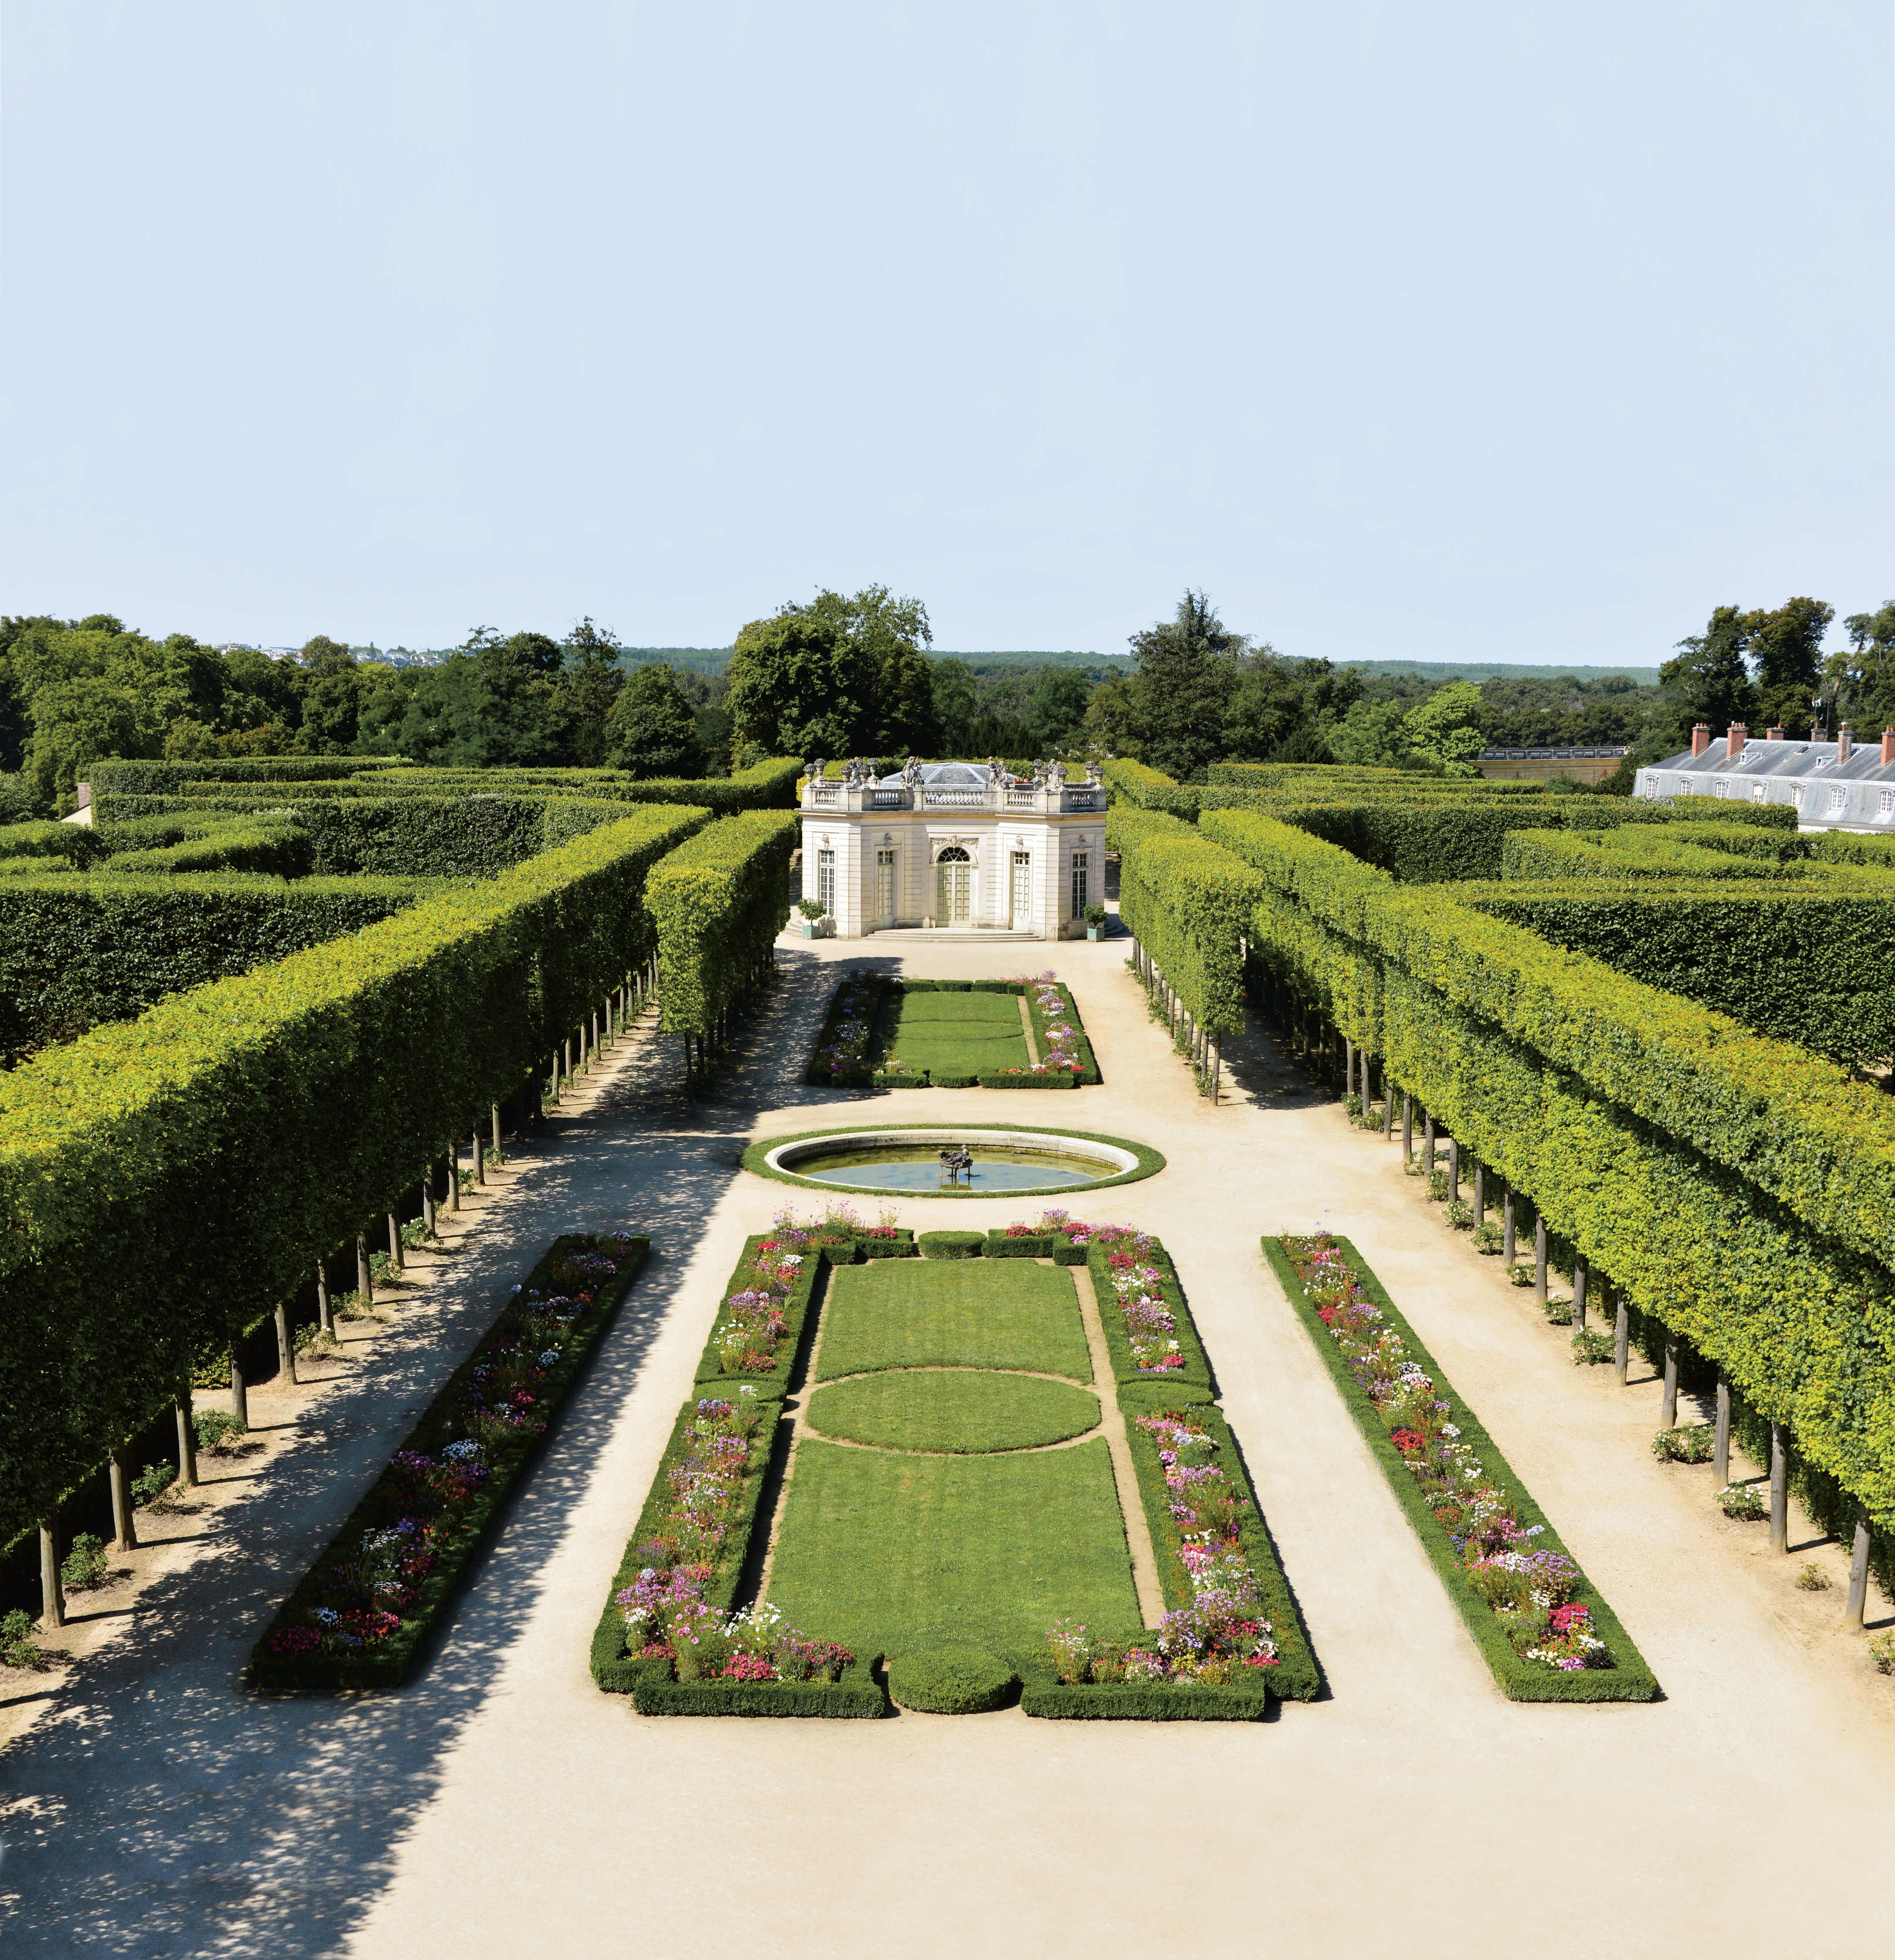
0,821,106,868
0,874,434,1064
99,820,316,879
1106,806,1262,1036
649,810,799,1036
1201,806,1895,1529
0,803,707,1545
85,757,399,794
1458,881,1895,1069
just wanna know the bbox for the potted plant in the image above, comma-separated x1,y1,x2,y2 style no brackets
797,898,829,939
1084,903,1107,943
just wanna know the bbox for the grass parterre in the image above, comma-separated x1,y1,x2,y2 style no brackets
594,1205,1316,1718
804,972,1100,1088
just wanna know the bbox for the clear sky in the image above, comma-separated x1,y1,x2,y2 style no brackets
2,3,1889,664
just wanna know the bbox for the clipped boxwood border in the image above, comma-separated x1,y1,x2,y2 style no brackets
591,1239,886,1717
740,1123,1166,1199
251,1232,649,1692
1264,1235,1659,1703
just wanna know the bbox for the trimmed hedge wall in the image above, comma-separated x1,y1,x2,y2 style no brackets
99,820,315,879
649,810,798,1038
0,873,433,1064
85,757,397,794
1459,880,1895,1069
1106,807,1261,1037
1265,1235,1658,1702
1205,805,1895,1530
0,803,707,1546
0,821,106,867
250,1233,648,1690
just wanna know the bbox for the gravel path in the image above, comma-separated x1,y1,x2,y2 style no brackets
2,927,1893,1959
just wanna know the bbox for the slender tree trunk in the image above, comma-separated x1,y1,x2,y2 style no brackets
1472,1163,1485,1224
1535,1217,1548,1306
1572,1254,1587,1331
1423,1114,1435,1174
1402,1092,1412,1162
387,1210,403,1271
110,1445,137,1552
1767,1423,1790,1553
316,1259,332,1335
492,1103,502,1151
421,1169,435,1238
1448,1139,1460,1203
1661,1331,1679,1426
358,1230,373,1301
1613,1285,1630,1381
1343,1037,1354,1103
1713,1375,1731,1484
230,1349,248,1429
40,1516,64,1630
473,1132,485,1186
275,1299,296,1385
448,1156,461,1214
176,1388,198,1487
1844,1503,1872,1629
1502,1187,1515,1262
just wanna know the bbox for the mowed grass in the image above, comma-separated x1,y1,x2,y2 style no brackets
815,1260,1092,1383
805,1369,1101,1453
875,988,1029,1077
765,1438,1143,1654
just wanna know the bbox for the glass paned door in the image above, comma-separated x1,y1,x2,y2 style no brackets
816,849,836,917
876,849,896,926
935,848,971,925
1010,851,1032,929
1070,851,1090,919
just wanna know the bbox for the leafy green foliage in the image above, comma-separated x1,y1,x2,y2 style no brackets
606,664,706,777
887,1649,1019,1713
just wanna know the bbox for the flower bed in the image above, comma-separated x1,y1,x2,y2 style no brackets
804,970,887,1085
252,1232,648,1691
1086,1228,1212,1388
1023,1224,1316,1718
592,1225,882,1716
690,1206,868,1398
1267,1233,1658,1703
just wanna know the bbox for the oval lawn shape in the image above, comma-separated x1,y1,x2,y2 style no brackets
805,1369,1101,1454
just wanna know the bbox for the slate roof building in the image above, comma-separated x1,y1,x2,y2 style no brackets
1633,722,1895,831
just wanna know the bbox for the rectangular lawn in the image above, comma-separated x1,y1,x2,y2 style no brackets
874,988,1028,1077
816,1260,1092,1382
765,1438,1143,1656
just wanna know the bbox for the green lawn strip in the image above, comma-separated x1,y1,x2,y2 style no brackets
805,1370,1101,1453
814,1259,1092,1383
1117,1399,1320,1700
1087,1239,1213,1390
1264,1235,1660,1704
764,1437,1144,1656
740,1122,1167,1198
253,1233,649,1692
879,990,1030,1080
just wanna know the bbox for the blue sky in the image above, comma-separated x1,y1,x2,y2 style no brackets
2,3,1889,663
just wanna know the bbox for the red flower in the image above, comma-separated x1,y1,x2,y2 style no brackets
1390,1428,1426,1454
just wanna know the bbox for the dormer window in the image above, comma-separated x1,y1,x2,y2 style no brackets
1829,786,1846,813
1879,789,1893,819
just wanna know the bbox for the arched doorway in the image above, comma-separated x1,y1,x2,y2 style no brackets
935,846,971,926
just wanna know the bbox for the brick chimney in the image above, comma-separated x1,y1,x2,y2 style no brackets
1765,726,1784,741
1726,722,1747,760
1837,723,1854,763
1884,728,1895,767
1691,723,1711,756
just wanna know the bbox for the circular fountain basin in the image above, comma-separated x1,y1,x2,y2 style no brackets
751,1126,1159,1196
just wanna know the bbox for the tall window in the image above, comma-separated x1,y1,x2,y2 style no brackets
875,848,896,924
1880,788,1893,818
1071,850,1090,919
817,848,836,916
1714,780,1729,799
1830,786,1846,813
1751,783,1766,803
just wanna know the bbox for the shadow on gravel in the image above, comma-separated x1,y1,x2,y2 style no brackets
0,994,792,1960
